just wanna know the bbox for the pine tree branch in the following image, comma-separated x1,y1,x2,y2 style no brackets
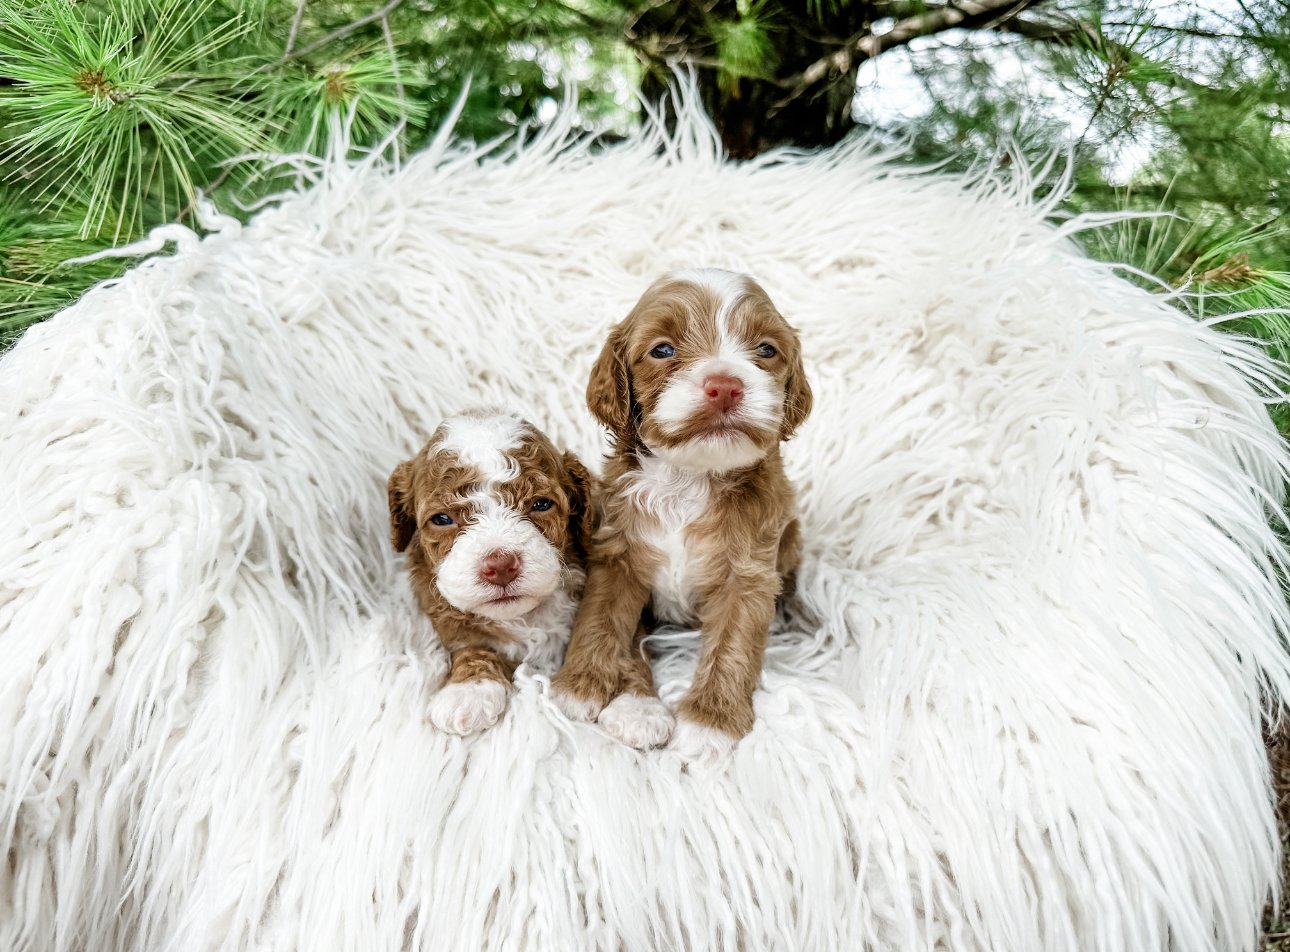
997,14,1123,47
285,0,308,57
1097,20,1259,42
381,14,404,101
279,0,406,64
997,15,1214,92
773,0,1045,110
624,0,681,42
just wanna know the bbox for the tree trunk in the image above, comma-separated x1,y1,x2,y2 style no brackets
710,71,857,159
633,2,866,159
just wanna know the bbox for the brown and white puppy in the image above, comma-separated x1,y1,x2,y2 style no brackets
551,269,812,761
388,411,594,735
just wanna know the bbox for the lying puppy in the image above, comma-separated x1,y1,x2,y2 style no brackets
552,269,813,760
388,411,593,735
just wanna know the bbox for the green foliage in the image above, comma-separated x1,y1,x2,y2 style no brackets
0,0,431,331
0,0,263,239
0,0,1286,421
871,1,1289,431
385,0,633,143
269,51,420,153
713,4,777,92
0,204,127,346
1083,209,1290,427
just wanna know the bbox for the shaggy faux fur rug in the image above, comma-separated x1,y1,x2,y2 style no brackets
3,98,1290,952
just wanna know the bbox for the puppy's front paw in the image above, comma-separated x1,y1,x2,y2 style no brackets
428,680,508,735
551,687,604,722
598,694,675,749
549,669,615,722
667,718,738,764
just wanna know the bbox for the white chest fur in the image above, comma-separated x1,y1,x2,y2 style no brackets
622,457,713,626
495,566,583,673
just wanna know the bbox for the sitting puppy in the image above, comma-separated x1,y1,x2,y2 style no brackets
388,411,593,735
551,269,812,761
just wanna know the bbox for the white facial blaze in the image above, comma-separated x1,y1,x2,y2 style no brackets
435,499,563,621
653,350,781,434
667,267,750,308
435,414,525,482
646,271,784,474
429,413,564,622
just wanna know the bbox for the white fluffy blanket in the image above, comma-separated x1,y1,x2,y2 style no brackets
3,100,1290,952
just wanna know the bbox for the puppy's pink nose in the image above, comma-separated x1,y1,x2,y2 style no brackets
479,550,522,588
703,374,743,413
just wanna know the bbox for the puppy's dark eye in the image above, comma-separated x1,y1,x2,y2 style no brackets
530,498,555,513
429,513,454,527
755,342,777,359
649,342,676,360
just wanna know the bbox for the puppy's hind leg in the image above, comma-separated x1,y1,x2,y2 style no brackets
776,517,803,587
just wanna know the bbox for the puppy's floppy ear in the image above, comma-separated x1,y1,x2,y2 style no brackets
387,460,417,552
560,449,598,560
586,320,633,443
779,329,814,441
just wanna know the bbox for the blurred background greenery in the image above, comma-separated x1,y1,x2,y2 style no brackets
0,0,1286,418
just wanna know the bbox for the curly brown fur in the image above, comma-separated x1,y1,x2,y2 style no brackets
388,411,594,734
552,270,812,753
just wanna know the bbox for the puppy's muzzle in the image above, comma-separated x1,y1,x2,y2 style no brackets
702,374,744,414
478,549,522,588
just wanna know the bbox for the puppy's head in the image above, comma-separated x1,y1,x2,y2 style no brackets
387,412,594,621
588,269,812,473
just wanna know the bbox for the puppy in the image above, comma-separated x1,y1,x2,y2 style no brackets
551,269,812,760
388,411,594,735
